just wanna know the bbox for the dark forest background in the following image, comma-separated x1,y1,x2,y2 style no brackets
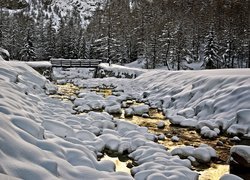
0,0,249,69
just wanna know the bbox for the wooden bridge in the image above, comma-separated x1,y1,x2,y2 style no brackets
50,58,102,78
50,58,102,68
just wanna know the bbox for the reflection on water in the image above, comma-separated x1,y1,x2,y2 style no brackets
129,114,232,163
50,83,79,101
91,88,113,97
100,153,132,174
198,164,229,180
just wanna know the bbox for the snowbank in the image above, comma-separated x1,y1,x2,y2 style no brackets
0,61,133,179
0,61,199,179
25,61,52,68
97,63,147,78
134,69,250,137
71,67,250,138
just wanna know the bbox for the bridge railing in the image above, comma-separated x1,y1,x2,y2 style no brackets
50,58,102,68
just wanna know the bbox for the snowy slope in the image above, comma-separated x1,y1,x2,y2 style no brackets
0,61,131,179
15,0,105,28
51,0,104,27
133,69,250,137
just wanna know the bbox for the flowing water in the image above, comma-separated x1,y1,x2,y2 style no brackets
51,83,233,179
99,150,134,174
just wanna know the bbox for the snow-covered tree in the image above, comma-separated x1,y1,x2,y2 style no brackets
204,29,222,69
19,31,36,61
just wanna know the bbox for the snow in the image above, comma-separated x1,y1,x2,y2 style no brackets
99,63,147,78
125,59,146,69
1,60,250,179
131,105,150,116
52,67,96,81
25,61,52,68
0,47,10,60
0,61,135,179
124,108,134,117
171,144,217,164
219,174,244,180
132,69,250,137
227,109,250,137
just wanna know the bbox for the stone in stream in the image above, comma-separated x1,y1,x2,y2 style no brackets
230,136,241,143
171,136,180,142
131,105,149,116
105,105,122,114
142,113,149,118
216,141,224,146
126,162,133,168
157,121,165,129
229,145,250,180
69,95,76,101
142,91,150,98
187,156,199,167
165,133,172,138
124,108,134,118
158,134,166,140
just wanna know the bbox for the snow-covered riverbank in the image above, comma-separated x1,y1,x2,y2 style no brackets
0,63,197,179
70,67,250,138
1,61,249,179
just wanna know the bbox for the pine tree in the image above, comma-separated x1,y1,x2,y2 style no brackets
19,30,36,61
44,16,56,59
204,29,222,69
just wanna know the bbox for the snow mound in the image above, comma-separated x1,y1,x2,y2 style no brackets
171,144,217,164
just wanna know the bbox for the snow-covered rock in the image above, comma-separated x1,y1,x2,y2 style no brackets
229,145,250,180
157,121,165,129
168,115,186,125
220,174,244,180
171,136,180,142
132,105,150,116
227,109,250,137
171,145,217,164
180,118,198,128
158,134,166,140
124,108,134,117
105,104,122,114
171,146,195,159
230,145,250,166
200,126,219,139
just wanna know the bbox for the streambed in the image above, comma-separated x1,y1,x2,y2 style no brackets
50,83,236,179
